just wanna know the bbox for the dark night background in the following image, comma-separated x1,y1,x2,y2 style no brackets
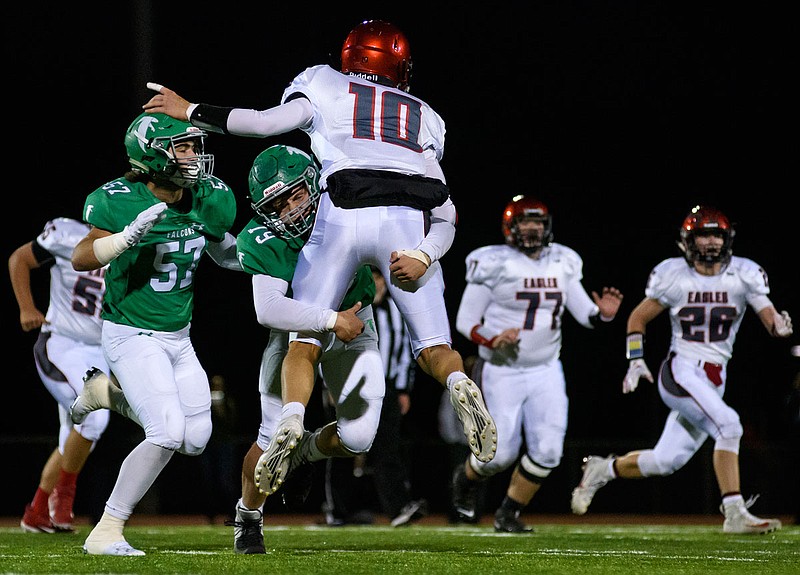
4,3,797,520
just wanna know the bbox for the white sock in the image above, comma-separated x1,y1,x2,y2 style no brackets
281,402,305,419
722,494,744,508
446,372,469,389
236,499,262,520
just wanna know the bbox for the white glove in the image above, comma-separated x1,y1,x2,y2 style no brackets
622,358,653,394
122,202,168,246
773,310,793,337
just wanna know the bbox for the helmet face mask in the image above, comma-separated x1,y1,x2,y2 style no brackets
125,112,214,188
249,146,321,243
678,205,735,266
502,195,553,255
341,19,412,92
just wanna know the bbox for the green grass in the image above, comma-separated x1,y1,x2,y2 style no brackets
0,523,797,574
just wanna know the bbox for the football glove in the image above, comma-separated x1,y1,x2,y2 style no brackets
92,202,168,265
622,358,653,394
123,202,168,246
773,310,793,337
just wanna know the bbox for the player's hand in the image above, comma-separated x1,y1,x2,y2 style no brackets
592,286,623,320
622,358,653,394
332,302,364,342
20,308,47,332
389,250,429,282
773,310,793,337
142,82,192,121
492,328,521,350
122,203,168,247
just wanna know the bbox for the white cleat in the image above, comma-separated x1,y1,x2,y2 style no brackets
69,367,115,424
83,541,145,556
722,499,782,534
83,512,143,555
571,455,614,515
254,414,305,496
449,379,497,463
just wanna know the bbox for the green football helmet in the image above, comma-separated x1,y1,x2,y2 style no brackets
248,145,321,241
124,112,214,188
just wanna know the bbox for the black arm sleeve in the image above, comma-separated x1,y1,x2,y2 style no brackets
588,312,614,328
189,104,235,134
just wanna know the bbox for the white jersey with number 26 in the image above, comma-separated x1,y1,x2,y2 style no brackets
644,256,772,366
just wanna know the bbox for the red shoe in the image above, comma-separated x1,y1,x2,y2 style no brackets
20,504,56,533
49,485,76,532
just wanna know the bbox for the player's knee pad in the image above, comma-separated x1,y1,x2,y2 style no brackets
337,415,378,454
75,409,111,443
178,412,213,456
477,452,515,476
639,446,691,477
529,436,564,469
715,407,743,442
518,454,553,484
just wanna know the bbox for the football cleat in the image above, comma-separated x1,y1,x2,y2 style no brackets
721,498,782,534
449,379,497,463
390,499,428,527
254,414,305,496
49,485,76,531
571,455,614,515
451,464,480,523
83,514,144,556
70,367,115,425
494,508,533,533
281,452,315,509
82,541,145,556
226,505,265,554
20,504,57,534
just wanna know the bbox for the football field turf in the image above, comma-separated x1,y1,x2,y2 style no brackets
1,517,797,574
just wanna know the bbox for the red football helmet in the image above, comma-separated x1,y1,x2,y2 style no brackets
678,205,735,265
502,195,553,254
341,20,412,92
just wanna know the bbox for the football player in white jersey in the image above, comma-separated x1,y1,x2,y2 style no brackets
451,195,623,532
571,205,792,534
9,218,109,533
143,19,497,495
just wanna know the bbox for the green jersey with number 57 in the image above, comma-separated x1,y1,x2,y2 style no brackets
82,175,236,331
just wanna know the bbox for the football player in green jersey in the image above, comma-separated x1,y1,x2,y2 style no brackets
71,112,238,556
231,145,381,553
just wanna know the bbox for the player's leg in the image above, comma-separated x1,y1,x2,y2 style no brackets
84,325,180,556
495,364,567,533
374,206,497,462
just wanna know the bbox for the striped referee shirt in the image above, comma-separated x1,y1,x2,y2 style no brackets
373,296,415,393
